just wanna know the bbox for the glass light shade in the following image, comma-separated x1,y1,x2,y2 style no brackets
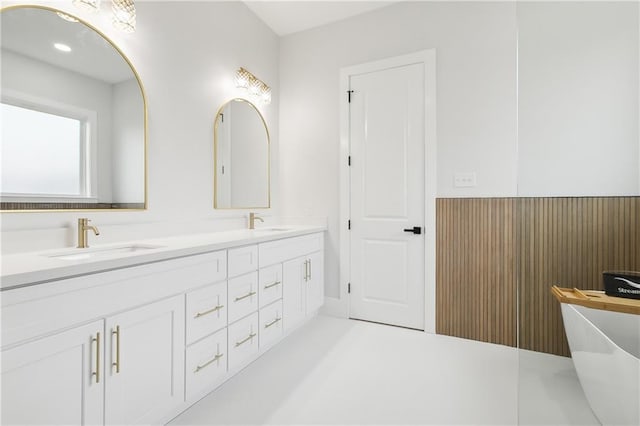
112,0,136,33
261,87,272,105
235,68,251,89
248,79,261,96
73,0,101,13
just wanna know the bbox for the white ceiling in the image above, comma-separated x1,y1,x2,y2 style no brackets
1,7,134,84
244,1,400,36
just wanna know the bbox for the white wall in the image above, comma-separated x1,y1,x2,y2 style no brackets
1,1,280,253
517,2,639,196
111,78,144,204
1,49,114,202
279,2,519,298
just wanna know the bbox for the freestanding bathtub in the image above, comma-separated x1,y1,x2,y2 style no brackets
561,302,640,425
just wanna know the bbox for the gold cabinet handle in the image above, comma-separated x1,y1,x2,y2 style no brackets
234,291,256,302
235,332,256,347
302,260,306,282
194,304,224,318
112,325,120,374
264,317,281,329
264,280,281,290
194,353,224,373
91,332,100,384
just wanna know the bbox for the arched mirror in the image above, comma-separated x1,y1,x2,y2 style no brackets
0,5,147,211
214,98,270,209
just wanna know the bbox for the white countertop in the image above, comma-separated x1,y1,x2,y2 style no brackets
0,225,326,291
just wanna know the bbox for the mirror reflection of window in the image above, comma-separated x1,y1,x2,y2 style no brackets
1,102,91,199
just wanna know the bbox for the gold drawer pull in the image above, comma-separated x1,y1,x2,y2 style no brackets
91,332,100,384
264,317,281,329
235,332,256,347
264,281,281,290
194,304,224,318
234,291,256,302
194,353,224,373
112,325,120,374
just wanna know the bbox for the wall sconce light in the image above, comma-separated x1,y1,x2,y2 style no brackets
70,0,136,33
235,67,271,105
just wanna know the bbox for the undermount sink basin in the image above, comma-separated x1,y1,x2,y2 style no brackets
252,227,292,233
46,244,165,261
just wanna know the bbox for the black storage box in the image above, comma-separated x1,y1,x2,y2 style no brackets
603,271,640,300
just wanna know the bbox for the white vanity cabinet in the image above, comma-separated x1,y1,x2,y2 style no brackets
1,321,104,426
259,233,324,333
104,295,184,425
1,228,325,426
1,295,184,426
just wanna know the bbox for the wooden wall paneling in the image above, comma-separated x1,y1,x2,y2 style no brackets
517,197,640,357
436,198,517,347
437,196,639,357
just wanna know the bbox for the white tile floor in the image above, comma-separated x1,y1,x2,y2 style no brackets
169,315,599,425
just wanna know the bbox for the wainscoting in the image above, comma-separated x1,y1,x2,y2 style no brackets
436,196,640,356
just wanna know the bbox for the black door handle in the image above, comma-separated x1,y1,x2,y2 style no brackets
403,226,422,235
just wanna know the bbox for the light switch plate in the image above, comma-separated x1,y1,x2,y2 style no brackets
454,172,477,187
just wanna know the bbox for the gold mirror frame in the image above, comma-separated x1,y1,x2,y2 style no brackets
213,98,271,209
0,4,148,212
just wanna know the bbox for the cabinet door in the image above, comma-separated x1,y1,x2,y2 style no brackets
283,256,306,332
306,251,325,314
1,320,104,425
105,295,184,425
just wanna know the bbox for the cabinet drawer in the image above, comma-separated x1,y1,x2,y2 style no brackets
259,300,283,351
258,264,283,308
228,272,258,324
227,312,259,372
258,233,324,267
185,327,227,401
186,281,227,345
228,245,258,278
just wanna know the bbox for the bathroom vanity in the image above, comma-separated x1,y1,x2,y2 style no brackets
1,226,325,425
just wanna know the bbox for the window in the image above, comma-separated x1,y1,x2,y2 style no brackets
1,101,92,199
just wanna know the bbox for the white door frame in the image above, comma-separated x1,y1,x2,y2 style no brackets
337,49,437,334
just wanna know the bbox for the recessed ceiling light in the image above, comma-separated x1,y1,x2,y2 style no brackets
54,43,72,52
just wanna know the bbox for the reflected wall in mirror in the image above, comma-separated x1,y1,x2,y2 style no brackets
0,5,147,211
214,98,270,209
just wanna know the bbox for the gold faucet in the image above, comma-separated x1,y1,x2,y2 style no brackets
249,212,264,230
77,218,100,248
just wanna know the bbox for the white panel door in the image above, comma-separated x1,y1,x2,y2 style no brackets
105,295,185,425
1,320,104,425
349,63,425,330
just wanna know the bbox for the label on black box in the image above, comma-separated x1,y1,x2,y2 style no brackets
603,271,640,300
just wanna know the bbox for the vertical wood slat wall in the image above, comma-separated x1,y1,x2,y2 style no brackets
518,197,640,356
436,197,640,356
436,198,518,347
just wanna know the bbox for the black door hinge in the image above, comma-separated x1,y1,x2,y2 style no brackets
348,283,351,294
348,220,351,230
347,90,354,103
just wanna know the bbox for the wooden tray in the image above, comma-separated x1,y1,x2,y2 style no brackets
551,286,640,316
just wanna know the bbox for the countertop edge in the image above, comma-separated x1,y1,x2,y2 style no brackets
1,226,326,291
